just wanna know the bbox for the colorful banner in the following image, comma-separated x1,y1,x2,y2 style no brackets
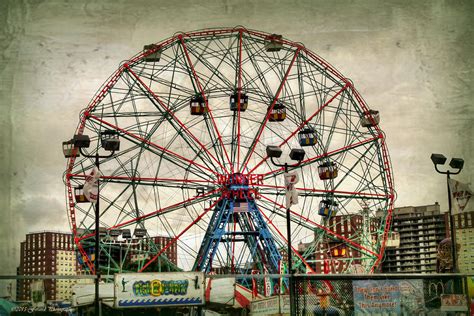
353,279,424,315
114,272,205,308
449,179,473,214
83,167,101,203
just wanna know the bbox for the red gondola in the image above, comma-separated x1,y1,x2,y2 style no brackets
268,103,286,122
318,162,338,180
190,95,207,115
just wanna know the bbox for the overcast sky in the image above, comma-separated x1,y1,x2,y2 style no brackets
0,0,473,274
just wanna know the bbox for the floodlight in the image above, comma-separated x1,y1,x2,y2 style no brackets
289,148,305,161
134,228,147,238
266,145,282,158
449,158,464,170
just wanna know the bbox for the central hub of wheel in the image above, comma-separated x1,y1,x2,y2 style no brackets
217,173,263,200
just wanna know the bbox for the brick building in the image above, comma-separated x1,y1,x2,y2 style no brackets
16,231,78,301
17,231,178,302
310,212,379,274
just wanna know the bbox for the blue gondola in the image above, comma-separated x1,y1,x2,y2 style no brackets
298,128,317,146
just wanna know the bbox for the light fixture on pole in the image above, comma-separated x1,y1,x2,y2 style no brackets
430,153,464,273
267,145,305,316
64,130,120,316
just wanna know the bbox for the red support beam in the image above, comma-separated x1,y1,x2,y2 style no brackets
240,47,301,173
249,82,351,174
259,194,379,257
262,136,380,178
78,187,223,242
124,64,229,175
178,35,233,171
88,114,220,176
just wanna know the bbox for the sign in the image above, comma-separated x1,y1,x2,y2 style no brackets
114,272,205,308
284,172,299,208
449,179,473,214
353,279,424,315
250,295,290,316
440,294,468,312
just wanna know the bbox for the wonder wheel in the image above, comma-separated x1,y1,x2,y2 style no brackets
64,27,395,277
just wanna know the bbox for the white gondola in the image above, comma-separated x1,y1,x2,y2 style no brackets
385,231,400,248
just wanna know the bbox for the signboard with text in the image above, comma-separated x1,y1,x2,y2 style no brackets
353,279,424,315
114,272,205,308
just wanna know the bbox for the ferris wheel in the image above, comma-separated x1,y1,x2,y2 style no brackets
64,27,395,276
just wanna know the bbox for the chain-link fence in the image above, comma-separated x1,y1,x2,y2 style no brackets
293,273,470,316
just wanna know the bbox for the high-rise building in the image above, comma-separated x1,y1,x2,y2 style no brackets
453,211,474,273
16,231,79,301
381,203,448,274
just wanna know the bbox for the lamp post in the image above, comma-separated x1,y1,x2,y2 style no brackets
64,130,120,315
430,153,464,273
266,146,305,316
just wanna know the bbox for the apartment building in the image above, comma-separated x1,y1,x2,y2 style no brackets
381,203,448,273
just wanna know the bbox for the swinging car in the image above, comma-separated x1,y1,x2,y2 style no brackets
190,95,207,115
298,128,317,146
264,34,283,52
74,185,89,203
230,92,248,111
268,103,286,121
62,140,79,158
360,109,380,127
101,130,120,151
143,44,161,62
319,199,338,217
318,162,338,180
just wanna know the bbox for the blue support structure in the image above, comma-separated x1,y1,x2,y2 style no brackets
193,181,281,276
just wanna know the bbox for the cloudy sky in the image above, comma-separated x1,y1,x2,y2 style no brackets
0,0,473,274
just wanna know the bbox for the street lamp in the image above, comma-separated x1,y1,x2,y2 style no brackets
430,153,464,273
267,145,305,316
64,130,120,315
